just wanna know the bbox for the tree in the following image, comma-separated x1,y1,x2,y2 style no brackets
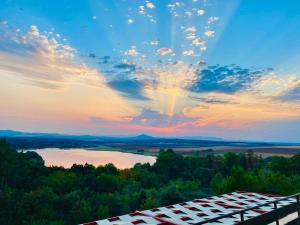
154,149,185,180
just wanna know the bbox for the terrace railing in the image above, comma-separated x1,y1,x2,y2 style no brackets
194,193,300,225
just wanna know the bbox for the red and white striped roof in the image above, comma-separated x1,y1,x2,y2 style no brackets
80,191,295,225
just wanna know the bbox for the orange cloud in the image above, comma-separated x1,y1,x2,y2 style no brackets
184,93,300,129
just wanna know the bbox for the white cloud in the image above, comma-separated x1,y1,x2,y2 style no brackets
185,11,192,16
146,1,155,9
208,16,219,24
200,46,207,51
185,26,197,33
139,6,145,14
157,48,173,56
125,46,139,56
204,30,215,37
197,9,205,16
128,19,134,24
150,40,159,45
192,38,205,47
182,50,195,56
186,33,196,40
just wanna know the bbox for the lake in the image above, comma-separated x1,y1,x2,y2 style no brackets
25,148,156,169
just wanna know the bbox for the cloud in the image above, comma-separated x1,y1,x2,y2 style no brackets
200,46,207,51
98,56,111,64
197,9,205,16
90,108,194,133
208,16,219,24
204,30,215,37
114,63,136,72
186,33,196,40
88,53,97,58
182,50,195,57
185,26,197,33
103,61,152,100
107,78,149,100
129,108,194,130
276,79,300,101
157,48,173,56
189,95,237,104
139,6,145,14
0,24,103,89
125,46,139,56
146,1,155,9
189,65,272,94
150,40,159,46
192,38,205,47
184,93,300,129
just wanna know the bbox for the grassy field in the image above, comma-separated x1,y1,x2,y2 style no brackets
114,145,300,157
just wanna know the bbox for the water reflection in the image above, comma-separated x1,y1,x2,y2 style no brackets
27,148,156,169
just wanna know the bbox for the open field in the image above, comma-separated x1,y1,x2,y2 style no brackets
105,145,300,157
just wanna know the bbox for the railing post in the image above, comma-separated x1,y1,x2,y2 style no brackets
240,211,244,222
274,202,279,225
297,195,300,217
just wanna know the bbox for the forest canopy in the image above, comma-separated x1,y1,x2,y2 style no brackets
1,139,300,225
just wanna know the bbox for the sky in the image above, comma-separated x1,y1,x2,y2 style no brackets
0,0,300,142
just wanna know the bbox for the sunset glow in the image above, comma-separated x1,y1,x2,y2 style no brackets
0,0,299,142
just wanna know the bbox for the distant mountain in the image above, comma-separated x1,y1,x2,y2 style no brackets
2,130,296,145
5,129,299,151
0,130,106,140
0,130,160,141
126,134,159,140
0,130,25,136
0,130,249,142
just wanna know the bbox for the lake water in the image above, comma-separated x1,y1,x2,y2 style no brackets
26,148,156,169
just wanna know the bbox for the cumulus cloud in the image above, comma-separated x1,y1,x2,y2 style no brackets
107,78,149,100
192,38,205,47
204,30,215,37
185,26,197,33
197,9,205,16
139,5,145,14
208,16,219,24
157,48,173,56
125,46,139,56
182,50,195,57
146,1,155,9
189,65,272,94
200,46,207,51
186,33,196,40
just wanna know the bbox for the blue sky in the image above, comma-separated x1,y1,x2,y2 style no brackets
0,0,299,142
